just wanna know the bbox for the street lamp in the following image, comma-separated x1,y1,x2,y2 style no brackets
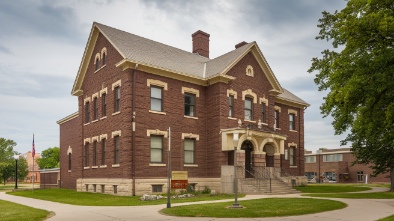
230,132,242,208
13,155,19,189
317,149,322,184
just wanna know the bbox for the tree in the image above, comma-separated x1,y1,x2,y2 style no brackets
37,147,60,169
309,0,394,191
0,138,17,184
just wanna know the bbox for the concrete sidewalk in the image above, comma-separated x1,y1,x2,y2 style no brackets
1,188,393,221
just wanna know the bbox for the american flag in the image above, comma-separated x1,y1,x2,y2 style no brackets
32,134,35,158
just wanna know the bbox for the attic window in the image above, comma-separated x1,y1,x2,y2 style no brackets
102,53,106,65
95,58,100,71
246,65,254,77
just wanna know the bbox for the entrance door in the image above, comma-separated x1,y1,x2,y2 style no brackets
266,155,274,167
241,141,253,178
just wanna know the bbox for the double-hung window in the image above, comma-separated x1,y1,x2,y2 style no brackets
101,138,106,165
289,147,295,166
102,93,107,117
114,86,120,113
289,114,295,130
184,139,195,164
93,141,97,166
274,110,280,129
85,102,90,123
184,93,196,117
150,86,163,112
262,103,266,123
228,95,234,117
68,153,72,170
114,136,120,164
85,143,90,167
93,97,98,120
244,97,253,121
150,135,163,163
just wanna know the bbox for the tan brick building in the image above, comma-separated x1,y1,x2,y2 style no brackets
57,22,309,195
21,151,41,183
305,148,391,183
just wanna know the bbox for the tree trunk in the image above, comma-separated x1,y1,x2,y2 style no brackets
390,166,394,192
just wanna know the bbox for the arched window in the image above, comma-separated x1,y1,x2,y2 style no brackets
102,52,106,65
95,58,100,70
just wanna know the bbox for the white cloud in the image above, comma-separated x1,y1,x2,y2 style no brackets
0,0,350,154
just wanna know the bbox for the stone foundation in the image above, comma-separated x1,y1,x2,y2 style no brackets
77,177,221,196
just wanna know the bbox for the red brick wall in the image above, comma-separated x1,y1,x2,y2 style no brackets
60,34,307,189
305,152,390,183
59,115,81,189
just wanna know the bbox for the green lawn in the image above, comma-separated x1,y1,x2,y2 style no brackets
161,198,347,218
378,215,394,221
8,188,243,206
0,183,32,192
303,191,394,199
294,184,371,193
0,199,50,221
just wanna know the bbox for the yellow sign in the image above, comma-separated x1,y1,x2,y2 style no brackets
172,171,188,180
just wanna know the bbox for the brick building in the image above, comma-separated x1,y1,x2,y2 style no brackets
57,22,309,195
21,151,41,183
304,148,391,183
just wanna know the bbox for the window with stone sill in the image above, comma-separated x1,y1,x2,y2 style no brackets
102,93,107,117
150,135,163,163
289,147,296,166
228,95,234,118
261,103,267,123
244,97,253,121
101,138,106,166
150,86,163,112
85,101,90,124
85,142,90,167
274,110,280,129
114,136,120,164
289,113,295,130
184,138,195,164
184,93,196,117
114,86,120,113
93,97,98,120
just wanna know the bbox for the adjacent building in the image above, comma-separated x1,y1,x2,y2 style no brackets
21,151,41,183
58,22,309,195
305,148,391,183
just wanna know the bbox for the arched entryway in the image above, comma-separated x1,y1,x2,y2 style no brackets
263,144,275,167
241,140,254,178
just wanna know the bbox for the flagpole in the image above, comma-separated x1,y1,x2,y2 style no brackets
32,134,35,192
32,155,34,192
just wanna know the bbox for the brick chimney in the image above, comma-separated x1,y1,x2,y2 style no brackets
192,30,210,58
235,41,248,49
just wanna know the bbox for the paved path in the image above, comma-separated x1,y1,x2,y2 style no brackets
1,187,393,221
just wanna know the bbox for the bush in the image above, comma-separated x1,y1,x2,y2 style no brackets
201,186,211,194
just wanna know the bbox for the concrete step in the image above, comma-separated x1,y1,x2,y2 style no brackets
240,178,300,195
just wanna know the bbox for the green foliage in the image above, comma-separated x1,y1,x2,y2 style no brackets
0,138,17,184
186,184,195,193
161,198,346,218
201,186,211,194
309,0,394,190
0,199,50,221
37,147,59,169
14,157,29,181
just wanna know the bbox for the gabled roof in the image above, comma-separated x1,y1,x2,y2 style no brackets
276,88,310,108
72,22,308,107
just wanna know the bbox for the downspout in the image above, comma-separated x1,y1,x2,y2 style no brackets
298,107,301,176
132,64,138,196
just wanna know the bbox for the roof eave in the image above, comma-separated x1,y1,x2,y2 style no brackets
275,96,310,108
116,59,211,86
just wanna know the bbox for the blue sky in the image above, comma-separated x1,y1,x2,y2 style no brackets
0,0,349,154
